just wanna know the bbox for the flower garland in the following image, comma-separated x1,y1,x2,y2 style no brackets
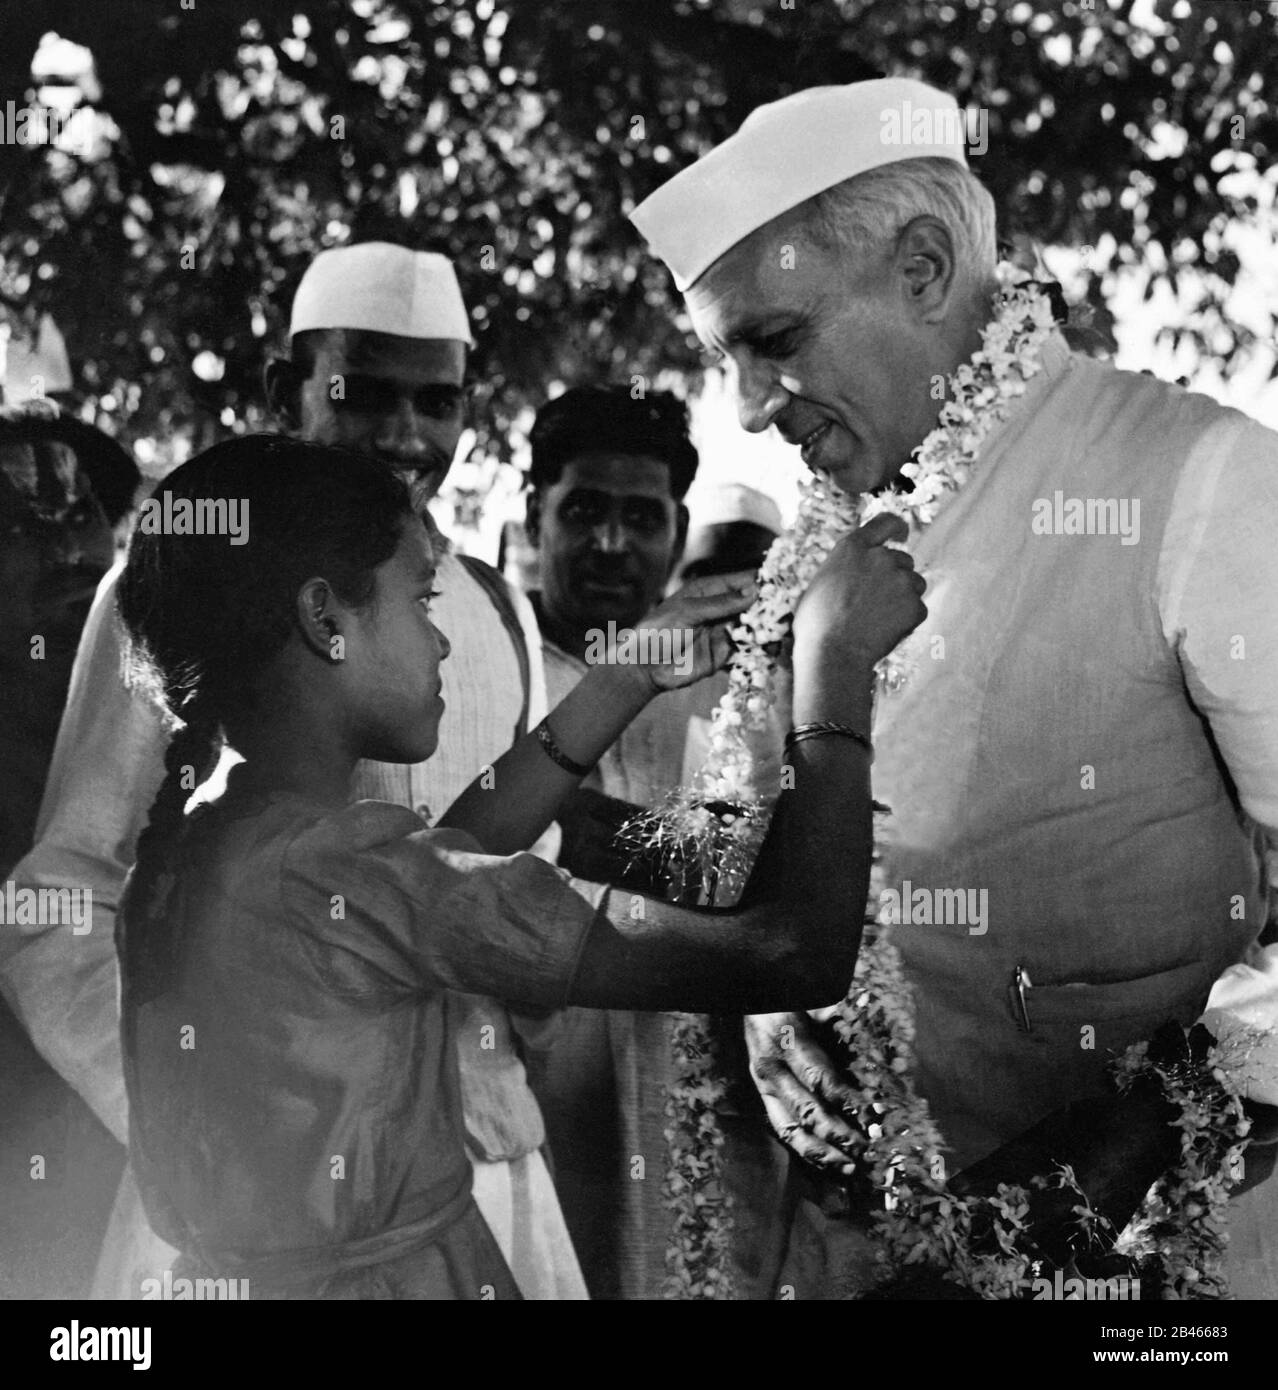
631,265,1264,1298
660,1013,737,1300
629,263,1060,898
1112,1026,1258,1298
831,932,1258,1299
628,264,1062,1297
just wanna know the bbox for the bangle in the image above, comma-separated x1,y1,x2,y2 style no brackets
534,717,594,777
784,721,873,759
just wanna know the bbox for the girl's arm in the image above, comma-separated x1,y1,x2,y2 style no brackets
569,652,876,1013
568,513,925,1014
437,574,752,854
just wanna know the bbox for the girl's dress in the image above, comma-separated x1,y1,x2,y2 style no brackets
118,768,609,1299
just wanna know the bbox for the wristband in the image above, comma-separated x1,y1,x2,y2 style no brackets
784,721,873,759
534,716,595,777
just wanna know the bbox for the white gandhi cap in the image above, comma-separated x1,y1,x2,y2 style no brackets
687,482,783,535
289,242,475,347
630,77,968,292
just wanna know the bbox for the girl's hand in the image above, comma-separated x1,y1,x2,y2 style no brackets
610,570,756,694
793,514,927,669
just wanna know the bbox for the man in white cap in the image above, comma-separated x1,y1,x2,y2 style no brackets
3,242,586,1299
631,77,1278,1293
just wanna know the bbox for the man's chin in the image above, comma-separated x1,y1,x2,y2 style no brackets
820,455,908,499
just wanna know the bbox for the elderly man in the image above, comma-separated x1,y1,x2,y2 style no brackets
520,385,791,1298
2,243,585,1299
630,77,1278,1294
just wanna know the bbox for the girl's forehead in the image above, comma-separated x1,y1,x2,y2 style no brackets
392,515,436,575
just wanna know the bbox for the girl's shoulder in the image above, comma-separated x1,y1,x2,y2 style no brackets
288,798,483,858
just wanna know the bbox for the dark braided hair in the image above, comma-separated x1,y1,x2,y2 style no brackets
117,433,412,1003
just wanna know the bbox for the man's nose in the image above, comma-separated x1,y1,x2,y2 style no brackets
375,399,430,461
591,517,628,554
736,357,787,434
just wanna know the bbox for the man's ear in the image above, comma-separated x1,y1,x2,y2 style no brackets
295,577,342,662
265,357,303,431
668,502,690,575
524,490,542,548
896,216,958,324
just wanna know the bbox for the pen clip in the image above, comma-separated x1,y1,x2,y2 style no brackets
1012,964,1033,1033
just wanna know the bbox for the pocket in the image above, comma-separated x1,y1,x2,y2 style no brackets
1016,959,1212,1029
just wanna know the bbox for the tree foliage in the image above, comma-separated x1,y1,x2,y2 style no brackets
0,0,1274,468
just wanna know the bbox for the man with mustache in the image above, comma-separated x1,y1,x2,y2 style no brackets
629,77,1278,1294
3,243,586,1298
521,385,792,1298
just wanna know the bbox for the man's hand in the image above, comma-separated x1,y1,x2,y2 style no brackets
628,570,755,693
744,1009,862,1174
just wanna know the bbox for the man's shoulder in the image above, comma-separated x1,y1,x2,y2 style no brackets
436,549,517,619
1074,356,1277,455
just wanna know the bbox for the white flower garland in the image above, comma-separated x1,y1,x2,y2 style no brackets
630,266,1259,1298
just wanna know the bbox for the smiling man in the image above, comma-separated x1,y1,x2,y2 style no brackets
631,77,1278,1295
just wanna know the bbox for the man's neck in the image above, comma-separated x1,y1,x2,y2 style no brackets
529,591,590,663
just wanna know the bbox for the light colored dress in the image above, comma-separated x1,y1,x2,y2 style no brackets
120,773,608,1298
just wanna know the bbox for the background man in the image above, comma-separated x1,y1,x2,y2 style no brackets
631,77,1278,1295
0,398,138,1296
521,384,791,1299
3,243,584,1299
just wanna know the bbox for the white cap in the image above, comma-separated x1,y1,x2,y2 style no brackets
631,77,968,291
687,482,783,535
289,242,475,347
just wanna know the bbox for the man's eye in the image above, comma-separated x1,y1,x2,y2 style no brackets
624,506,665,535
562,498,604,526
753,331,797,360
339,379,397,413
414,388,465,420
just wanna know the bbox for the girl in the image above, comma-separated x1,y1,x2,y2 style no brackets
116,433,924,1299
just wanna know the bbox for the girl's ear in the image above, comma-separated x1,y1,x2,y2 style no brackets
296,578,342,662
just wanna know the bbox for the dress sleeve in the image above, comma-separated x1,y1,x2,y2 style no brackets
280,801,609,1007
0,563,156,1145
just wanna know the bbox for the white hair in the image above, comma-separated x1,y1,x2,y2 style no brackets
805,157,998,293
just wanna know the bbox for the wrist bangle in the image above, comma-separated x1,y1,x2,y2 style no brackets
534,717,595,777
784,721,873,759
